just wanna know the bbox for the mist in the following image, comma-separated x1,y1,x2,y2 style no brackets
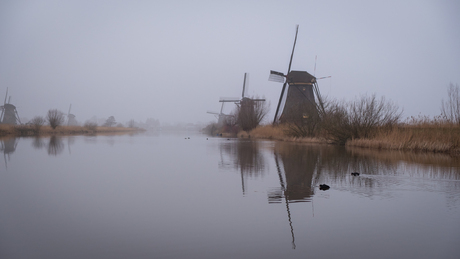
1,0,459,126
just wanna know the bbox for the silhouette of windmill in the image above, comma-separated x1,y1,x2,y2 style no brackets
269,25,329,124
66,104,77,126
0,88,21,125
221,73,266,131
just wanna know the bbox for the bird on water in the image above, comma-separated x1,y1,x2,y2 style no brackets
351,172,359,176
319,184,330,190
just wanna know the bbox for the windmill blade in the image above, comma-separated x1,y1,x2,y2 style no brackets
313,82,326,117
0,107,4,122
3,88,8,105
207,111,220,115
68,104,72,115
273,25,299,124
268,70,285,83
316,76,331,80
220,102,225,114
241,73,248,98
219,99,241,103
314,55,317,76
15,109,22,125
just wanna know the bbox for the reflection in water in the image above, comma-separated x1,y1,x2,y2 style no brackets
0,137,18,169
48,136,64,156
32,136,46,149
219,140,265,194
221,140,460,250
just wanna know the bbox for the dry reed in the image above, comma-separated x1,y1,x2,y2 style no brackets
0,124,144,137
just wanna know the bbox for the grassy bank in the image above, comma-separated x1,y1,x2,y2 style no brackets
245,124,325,144
246,123,460,155
346,125,460,154
0,124,145,137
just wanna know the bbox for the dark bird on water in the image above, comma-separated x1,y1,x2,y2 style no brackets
319,184,330,190
351,172,360,176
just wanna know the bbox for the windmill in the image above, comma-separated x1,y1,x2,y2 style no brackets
268,25,328,124
0,88,22,125
220,73,266,131
66,104,77,126
207,101,234,126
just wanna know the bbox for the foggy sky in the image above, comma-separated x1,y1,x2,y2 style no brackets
1,0,459,125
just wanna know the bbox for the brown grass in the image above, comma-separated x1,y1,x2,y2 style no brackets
0,124,144,137
346,125,460,154
247,124,325,144
245,122,460,155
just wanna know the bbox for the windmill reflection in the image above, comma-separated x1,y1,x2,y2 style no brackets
218,139,265,195
0,137,18,169
269,143,322,204
269,142,324,249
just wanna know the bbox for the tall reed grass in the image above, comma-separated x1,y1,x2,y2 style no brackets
0,124,143,137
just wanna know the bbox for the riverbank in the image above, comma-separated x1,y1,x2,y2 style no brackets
0,124,145,137
246,124,460,155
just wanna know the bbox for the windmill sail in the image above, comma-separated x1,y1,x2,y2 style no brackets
273,25,299,124
269,70,285,83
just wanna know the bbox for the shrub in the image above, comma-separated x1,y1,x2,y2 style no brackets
235,97,269,132
322,94,402,144
84,121,97,131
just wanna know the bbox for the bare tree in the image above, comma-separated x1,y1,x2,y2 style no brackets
322,94,402,144
441,83,460,124
30,116,46,133
47,109,65,129
235,97,270,132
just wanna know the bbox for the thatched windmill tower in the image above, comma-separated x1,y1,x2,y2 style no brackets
268,25,328,124
207,101,234,126
0,88,21,125
66,104,78,126
220,73,266,131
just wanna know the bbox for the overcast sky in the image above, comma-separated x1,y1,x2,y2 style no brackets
1,0,459,125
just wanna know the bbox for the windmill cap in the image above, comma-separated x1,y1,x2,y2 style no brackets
287,71,316,85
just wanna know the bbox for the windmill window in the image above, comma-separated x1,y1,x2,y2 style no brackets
302,87,306,91
303,113,309,119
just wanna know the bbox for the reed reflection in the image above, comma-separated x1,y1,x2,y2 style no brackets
0,137,18,169
219,140,265,195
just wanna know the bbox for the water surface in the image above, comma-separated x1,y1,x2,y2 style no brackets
1,133,459,258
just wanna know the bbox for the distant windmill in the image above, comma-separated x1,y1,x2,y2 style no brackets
207,101,234,126
66,104,77,126
268,25,329,124
0,88,21,125
220,73,266,131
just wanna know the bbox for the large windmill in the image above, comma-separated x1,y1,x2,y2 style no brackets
269,25,328,124
220,73,266,131
66,104,77,126
0,88,21,125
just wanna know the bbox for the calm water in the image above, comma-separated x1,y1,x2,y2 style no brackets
1,132,459,259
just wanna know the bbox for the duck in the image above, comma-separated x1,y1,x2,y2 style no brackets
319,184,330,190
351,172,360,176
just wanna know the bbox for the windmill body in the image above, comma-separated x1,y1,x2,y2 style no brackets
0,88,21,125
281,71,317,122
220,73,266,131
66,104,78,126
